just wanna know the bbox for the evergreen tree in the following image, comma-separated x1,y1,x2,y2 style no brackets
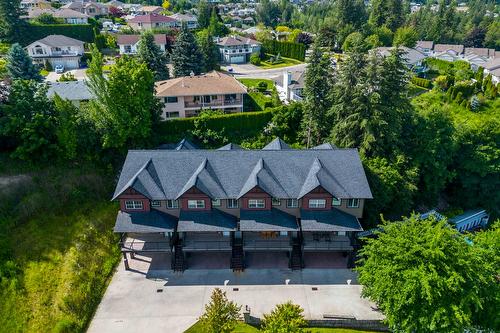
197,0,211,29
171,24,203,77
369,0,404,31
137,31,169,81
334,0,366,30
300,42,332,147
0,0,25,42
197,29,219,72
208,7,228,37
6,44,43,82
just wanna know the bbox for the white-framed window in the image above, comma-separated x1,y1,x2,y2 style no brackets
166,199,179,209
248,199,265,209
286,199,298,208
151,200,161,208
124,45,132,53
227,199,239,208
272,198,281,206
279,231,288,237
212,199,221,207
188,199,205,209
347,199,359,208
338,231,346,236
309,199,326,209
125,200,143,210
332,197,342,206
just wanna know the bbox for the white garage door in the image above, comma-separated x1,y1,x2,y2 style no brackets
230,55,245,64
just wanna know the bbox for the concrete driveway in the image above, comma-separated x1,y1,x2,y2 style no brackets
88,256,383,333
45,68,88,82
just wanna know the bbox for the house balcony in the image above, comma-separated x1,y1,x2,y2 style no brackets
243,232,293,251
120,233,172,253
302,233,353,251
181,232,232,252
184,99,243,109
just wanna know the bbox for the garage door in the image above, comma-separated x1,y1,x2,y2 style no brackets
230,55,245,64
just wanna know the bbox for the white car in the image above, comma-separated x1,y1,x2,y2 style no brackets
54,65,64,74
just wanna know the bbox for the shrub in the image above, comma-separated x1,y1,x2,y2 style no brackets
261,302,307,333
43,59,53,72
262,40,306,61
411,76,431,89
250,53,261,65
199,288,240,333
57,72,77,82
257,81,267,92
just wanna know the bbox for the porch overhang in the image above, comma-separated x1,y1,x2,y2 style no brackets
239,208,298,232
114,210,177,233
177,209,237,232
300,209,363,232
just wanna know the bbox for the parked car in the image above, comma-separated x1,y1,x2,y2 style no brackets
55,65,64,74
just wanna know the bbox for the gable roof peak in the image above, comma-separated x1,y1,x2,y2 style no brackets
262,137,292,150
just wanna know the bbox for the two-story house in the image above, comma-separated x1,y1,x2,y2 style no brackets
26,35,85,70
272,70,305,102
26,8,89,24
116,34,170,55
112,138,372,271
168,13,198,29
62,0,109,17
155,71,247,119
216,35,261,64
127,14,178,31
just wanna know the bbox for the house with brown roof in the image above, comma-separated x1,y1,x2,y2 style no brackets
155,71,247,119
127,14,177,31
216,35,261,64
137,5,163,15
415,40,434,55
62,0,108,17
116,34,171,55
26,8,89,24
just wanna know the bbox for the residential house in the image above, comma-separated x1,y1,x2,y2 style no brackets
375,46,427,73
463,47,497,71
27,8,90,24
47,80,94,107
168,13,198,29
20,0,52,10
112,138,372,271
272,70,305,102
62,0,109,17
216,35,261,64
432,44,464,61
127,14,177,31
155,71,247,119
26,35,84,70
137,5,163,15
116,34,170,55
415,40,434,56
483,58,500,84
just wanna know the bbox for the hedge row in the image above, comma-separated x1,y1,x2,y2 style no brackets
262,40,306,61
154,110,274,143
411,76,432,89
20,24,94,46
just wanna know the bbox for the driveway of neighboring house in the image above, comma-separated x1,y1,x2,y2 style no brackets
88,255,384,333
44,68,89,82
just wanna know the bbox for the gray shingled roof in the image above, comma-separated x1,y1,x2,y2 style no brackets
33,34,84,47
114,210,177,233
300,208,363,232
112,145,372,201
240,208,298,231
217,143,243,150
312,143,337,150
177,209,237,232
47,81,94,101
262,138,292,150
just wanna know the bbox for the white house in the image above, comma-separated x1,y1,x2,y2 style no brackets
415,40,434,56
272,70,305,103
216,35,261,64
168,13,198,29
26,35,85,70
483,58,500,84
116,34,170,55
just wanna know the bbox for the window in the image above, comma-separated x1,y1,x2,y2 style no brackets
332,197,341,206
272,198,281,206
347,199,359,208
309,199,326,208
34,46,44,55
125,200,143,210
166,112,180,118
279,231,288,237
212,199,221,207
227,199,239,208
166,199,179,209
248,199,265,208
124,45,132,53
286,199,298,208
151,200,161,208
203,95,211,103
165,96,178,103
211,95,218,100
188,200,205,209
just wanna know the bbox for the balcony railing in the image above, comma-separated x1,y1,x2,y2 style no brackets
120,240,172,252
302,235,353,251
243,239,292,250
182,239,232,251
184,99,243,108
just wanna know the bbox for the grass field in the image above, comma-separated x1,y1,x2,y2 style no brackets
185,321,378,333
0,156,120,332
238,78,281,111
256,54,303,69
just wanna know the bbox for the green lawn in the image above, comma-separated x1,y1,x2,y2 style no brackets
238,78,281,111
0,157,120,332
185,321,377,333
256,54,303,69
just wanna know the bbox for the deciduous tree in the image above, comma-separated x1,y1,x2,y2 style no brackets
261,302,307,333
199,288,240,333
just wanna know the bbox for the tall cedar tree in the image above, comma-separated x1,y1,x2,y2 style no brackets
0,0,25,42
197,29,219,72
196,0,211,29
171,23,203,77
86,46,160,150
335,0,366,30
6,44,43,82
300,42,332,147
137,31,169,80
357,216,498,332
369,0,404,31
199,288,240,333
